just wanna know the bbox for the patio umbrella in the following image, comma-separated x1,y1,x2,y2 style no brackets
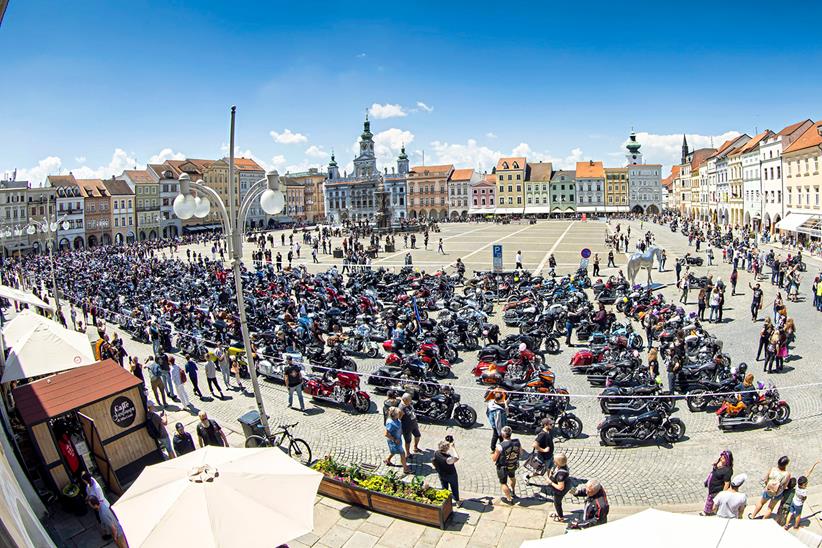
1,309,94,383
113,446,322,548
520,508,806,548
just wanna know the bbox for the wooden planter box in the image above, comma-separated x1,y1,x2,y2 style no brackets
318,476,452,529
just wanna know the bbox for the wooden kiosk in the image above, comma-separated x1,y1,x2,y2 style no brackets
12,359,163,495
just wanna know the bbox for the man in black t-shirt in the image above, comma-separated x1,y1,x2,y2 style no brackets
492,426,522,504
532,418,555,474
283,356,306,412
432,439,461,505
196,411,227,447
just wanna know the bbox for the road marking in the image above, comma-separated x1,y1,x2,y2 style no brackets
444,222,540,270
535,221,576,274
374,224,495,264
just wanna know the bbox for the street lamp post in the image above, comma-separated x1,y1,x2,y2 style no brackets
174,106,284,435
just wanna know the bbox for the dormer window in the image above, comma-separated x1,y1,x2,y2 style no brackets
502,162,509,169
513,162,519,169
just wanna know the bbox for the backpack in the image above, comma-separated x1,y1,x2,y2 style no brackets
179,370,187,384
499,439,521,472
146,413,162,439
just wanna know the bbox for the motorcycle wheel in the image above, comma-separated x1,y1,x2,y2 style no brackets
419,380,438,398
616,301,625,313
544,337,560,354
342,358,358,372
600,426,618,446
631,335,644,350
464,335,479,350
773,403,791,425
352,394,370,414
453,405,477,427
367,346,379,359
433,363,450,379
559,414,583,439
686,390,708,412
664,418,686,442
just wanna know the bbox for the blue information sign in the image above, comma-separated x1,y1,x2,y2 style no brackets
492,244,503,272
581,248,591,259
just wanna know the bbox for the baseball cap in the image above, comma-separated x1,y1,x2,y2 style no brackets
731,473,747,487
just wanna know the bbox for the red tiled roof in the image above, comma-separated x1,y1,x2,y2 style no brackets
730,130,772,156
13,360,141,426
75,178,110,198
526,162,553,181
496,157,526,171
779,119,813,136
122,169,155,185
450,168,475,181
783,121,822,154
409,164,454,175
575,161,605,179
690,148,716,170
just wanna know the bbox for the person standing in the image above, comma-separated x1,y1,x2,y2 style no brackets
196,411,228,447
184,355,202,398
545,453,570,522
749,282,763,321
756,318,773,361
170,356,191,409
204,354,225,399
284,356,306,412
384,407,411,474
678,276,690,304
147,404,175,458
749,456,792,519
437,238,444,254
659,249,667,272
712,474,748,519
702,450,734,516
592,254,600,277
515,250,523,270
675,258,682,283
730,266,738,296
172,422,196,456
531,418,555,472
432,438,461,506
399,393,422,456
607,249,616,268
708,286,721,323
216,348,232,389
492,426,522,505
157,353,176,400
697,286,707,322
88,496,127,548
146,357,168,407
486,391,508,451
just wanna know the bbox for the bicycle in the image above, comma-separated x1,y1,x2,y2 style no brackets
244,422,312,465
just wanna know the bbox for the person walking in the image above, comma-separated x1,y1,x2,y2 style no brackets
399,393,422,456
486,391,508,451
531,417,555,472
730,266,738,296
216,348,232,389
702,450,734,516
749,282,763,321
170,356,191,409
156,353,176,400
146,403,175,458
432,438,461,506
284,355,306,412
437,238,444,254
675,258,682,283
384,407,411,474
492,426,522,504
184,355,202,398
172,422,196,456
545,453,570,522
756,318,773,361
196,411,228,447
146,357,168,407
712,474,748,519
749,456,792,519
515,250,523,270
204,354,225,399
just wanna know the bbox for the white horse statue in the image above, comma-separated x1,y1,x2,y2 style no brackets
626,245,664,287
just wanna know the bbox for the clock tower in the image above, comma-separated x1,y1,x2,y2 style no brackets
626,132,643,165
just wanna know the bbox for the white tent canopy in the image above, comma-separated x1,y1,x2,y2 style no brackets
775,212,812,232
521,508,806,548
0,285,54,313
114,446,323,548
1,310,95,383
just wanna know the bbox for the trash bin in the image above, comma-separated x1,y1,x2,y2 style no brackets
385,244,395,253
237,410,265,439
333,248,344,258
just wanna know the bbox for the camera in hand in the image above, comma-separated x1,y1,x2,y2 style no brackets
445,435,454,443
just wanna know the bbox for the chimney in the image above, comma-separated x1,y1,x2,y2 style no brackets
589,160,594,166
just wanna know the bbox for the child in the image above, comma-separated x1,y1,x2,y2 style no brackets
785,461,819,530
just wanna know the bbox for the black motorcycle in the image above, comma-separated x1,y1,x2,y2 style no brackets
598,405,686,446
599,384,673,414
505,396,583,439
367,359,440,397
412,386,476,428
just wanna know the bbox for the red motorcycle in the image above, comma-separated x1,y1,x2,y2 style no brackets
418,342,451,378
303,370,371,413
473,348,542,385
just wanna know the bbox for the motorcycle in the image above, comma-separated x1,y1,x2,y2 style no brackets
599,384,673,414
598,405,686,446
411,386,477,428
505,395,583,439
339,322,380,358
716,383,790,430
367,355,441,397
303,370,371,413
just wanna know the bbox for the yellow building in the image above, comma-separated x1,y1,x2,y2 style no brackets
782,120,822,240
604,167,628,213
495,156,526,215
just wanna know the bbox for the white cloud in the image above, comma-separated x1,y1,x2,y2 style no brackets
269,128,308,144
13,156,63,185
72,148,138,179
625,131,742,169
270,155,288,171
148,148,185,164
428,139,501,172
485,132,497,139
506,142,585,169
304,145,328,158
348,128,414,169
356,52,367,58
416,101,433,113
74,156,86,163
368,103,407,119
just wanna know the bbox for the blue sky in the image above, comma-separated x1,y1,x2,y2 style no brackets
3,1,822,184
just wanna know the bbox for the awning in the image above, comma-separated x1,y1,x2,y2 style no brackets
775,213,812,232
576,206,604,212
494,207,525,215
468,208,493,215
524,206,552,214
0,285,54,313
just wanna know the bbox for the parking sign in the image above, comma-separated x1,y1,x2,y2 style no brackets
492,244,503,272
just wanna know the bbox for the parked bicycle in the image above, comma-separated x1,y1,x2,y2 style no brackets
244,422,312,465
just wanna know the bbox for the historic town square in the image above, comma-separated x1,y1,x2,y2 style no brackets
1,2,821,548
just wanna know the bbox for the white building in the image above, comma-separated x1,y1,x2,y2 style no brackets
148,163,182,238
625,133,663,215
711,135,749,225
760,120,814,233
0,179,30,257
47,174,85,250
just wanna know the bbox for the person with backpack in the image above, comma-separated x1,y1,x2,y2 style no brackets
146,357,168,408
196,411,228,447
492,426,522,504
146,403,175,459
170,356,191,409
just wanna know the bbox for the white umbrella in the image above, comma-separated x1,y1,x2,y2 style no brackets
1,309,95,383
113,446,322,548
521,508,806,548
